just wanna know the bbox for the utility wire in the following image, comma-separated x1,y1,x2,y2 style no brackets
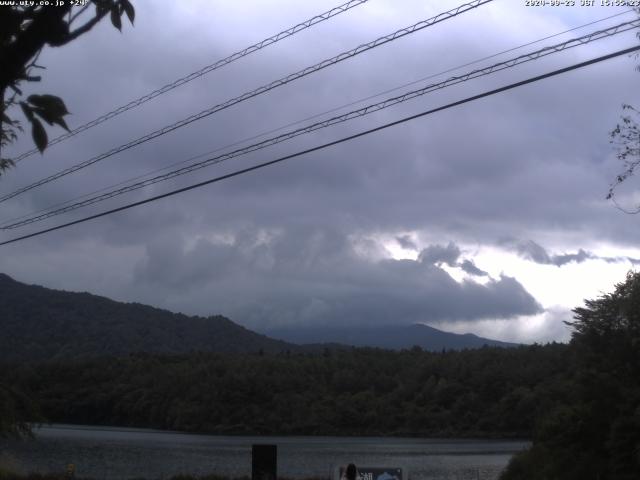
3,8,631,229
10,0,371,163
0,0,493,204
1,45,638,247
4,19,639,230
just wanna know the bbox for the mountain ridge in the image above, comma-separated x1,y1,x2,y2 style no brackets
263,323,517,350
0,273,296,362
0,273,516,363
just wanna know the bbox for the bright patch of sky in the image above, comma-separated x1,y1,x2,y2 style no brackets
381,233,639,342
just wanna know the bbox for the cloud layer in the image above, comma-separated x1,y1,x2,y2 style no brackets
502,238,640,267
0,1,638,342
131,228,542,330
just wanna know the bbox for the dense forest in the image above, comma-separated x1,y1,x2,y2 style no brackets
2,344,568,438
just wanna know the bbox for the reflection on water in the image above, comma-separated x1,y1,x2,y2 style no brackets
0,425,529,480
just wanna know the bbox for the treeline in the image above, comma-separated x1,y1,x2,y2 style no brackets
500,272,640,480
1,344,570,438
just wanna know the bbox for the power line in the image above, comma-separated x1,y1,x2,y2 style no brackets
328,8,636,114
0,0,493,204
4,18,638,230
1,45,637,247
3,9,631,230
10,0,371,163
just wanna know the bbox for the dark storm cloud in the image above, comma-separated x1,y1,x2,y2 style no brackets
460,259,489,277
509,240,553,264
4,2,638,249
396,234,417,251
0,1,637,343
417,242,461,266
416,242,488,276
552,249,594,266
131,226,542,329
501,238,640,266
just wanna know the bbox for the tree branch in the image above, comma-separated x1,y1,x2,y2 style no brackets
64,10,109,43
69,3,92,24
0,6,71,91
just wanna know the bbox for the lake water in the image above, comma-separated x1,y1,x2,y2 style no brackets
0,425,529,480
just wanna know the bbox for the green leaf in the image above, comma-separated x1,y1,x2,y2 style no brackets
121,0,135,24
111,6,122,31
31,108,54,126
32,108,70,132
27,95,71,132
31,118,48,153
53,116,70,132
20,102,34,121
94,0,110,15
27,94,69,118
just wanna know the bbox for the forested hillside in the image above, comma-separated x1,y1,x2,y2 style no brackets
0,273,296,362
1,344,569,437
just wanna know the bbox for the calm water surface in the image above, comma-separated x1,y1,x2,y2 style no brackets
0,425,529,480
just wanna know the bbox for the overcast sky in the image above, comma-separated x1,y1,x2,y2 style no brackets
1,0,639,343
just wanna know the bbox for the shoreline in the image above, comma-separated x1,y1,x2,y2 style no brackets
29,423,532,443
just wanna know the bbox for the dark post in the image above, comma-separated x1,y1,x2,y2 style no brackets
252,444,277,480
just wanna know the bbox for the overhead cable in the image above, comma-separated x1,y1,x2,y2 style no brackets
0,0,493,204
4,8,630,229
4,19,639,230
3,7,633,232
10,0,371,163
1,44,637,247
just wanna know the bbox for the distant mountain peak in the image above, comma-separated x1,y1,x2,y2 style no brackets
263,323,517,351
